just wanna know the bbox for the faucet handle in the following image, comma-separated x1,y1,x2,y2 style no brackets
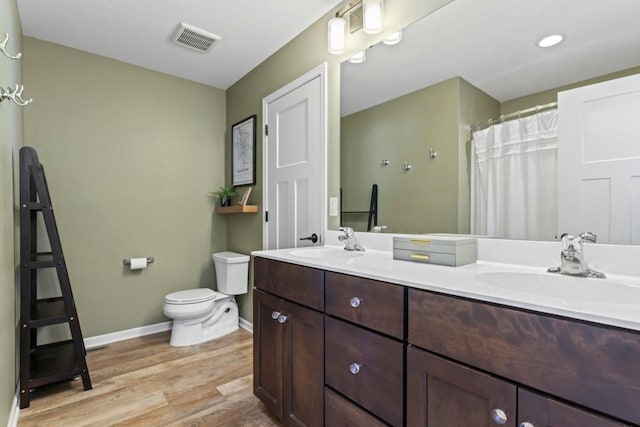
339,227,354,237
578,232,597,243
560,233,574,250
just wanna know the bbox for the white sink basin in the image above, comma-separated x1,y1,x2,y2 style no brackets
289,247,365,260
475,272,639,306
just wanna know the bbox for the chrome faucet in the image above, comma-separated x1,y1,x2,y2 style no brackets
338,227,365,251
548,232,605,278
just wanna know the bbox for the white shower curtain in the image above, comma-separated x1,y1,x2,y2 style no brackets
471,109,558,241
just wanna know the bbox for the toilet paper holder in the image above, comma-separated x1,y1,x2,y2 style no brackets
123,257,155,266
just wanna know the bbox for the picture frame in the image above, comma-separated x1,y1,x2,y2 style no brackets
231,115,257,186
238,186,253,206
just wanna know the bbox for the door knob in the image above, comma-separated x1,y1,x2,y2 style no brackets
349,362,361,374
271,311,281,320
519,422,534,427
277,314,288,324
350,297,361,308
299,233,319,243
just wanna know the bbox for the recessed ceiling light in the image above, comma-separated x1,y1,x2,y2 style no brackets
537,34,564,48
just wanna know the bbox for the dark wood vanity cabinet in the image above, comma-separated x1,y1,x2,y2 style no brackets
408,288,639,426
254,259,324,427
254,256,639,426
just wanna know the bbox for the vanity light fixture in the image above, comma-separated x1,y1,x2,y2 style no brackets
363,0,384,34
537,34,564,48
327,0,385,54
349,50,366,64
382,30,402,45
328,17,347,54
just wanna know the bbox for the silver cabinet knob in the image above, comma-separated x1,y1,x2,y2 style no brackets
491,409,508,424
519,422,534,427
349,362,361,374
277,314,288,324
271,311,281,320
350,297,361,308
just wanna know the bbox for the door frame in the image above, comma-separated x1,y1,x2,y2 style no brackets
261,63,327,250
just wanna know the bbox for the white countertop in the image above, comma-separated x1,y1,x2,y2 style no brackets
252,245,640,332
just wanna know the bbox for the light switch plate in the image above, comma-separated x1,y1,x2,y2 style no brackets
329,197,338,216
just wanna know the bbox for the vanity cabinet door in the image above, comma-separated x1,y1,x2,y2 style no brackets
254,289,285,420
406,346,517,427
282,299,324,427
253,289,325,427
518,389,629,427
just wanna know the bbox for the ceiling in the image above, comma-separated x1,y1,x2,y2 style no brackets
17,0,341,90
341,0,640,116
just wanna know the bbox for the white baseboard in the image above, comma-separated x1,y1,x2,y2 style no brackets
84,321,172,350
239,317,253,333
6,385,19,427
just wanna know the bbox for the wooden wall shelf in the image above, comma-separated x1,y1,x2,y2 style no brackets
215,205,259,214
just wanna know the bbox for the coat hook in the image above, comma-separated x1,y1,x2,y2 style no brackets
0,85,33,106
381,157,389,166
402,161,412,172
428,148,437,159
0,33,22,60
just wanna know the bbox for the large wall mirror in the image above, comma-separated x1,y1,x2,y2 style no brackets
336,0,640,244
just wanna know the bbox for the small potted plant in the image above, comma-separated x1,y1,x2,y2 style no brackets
211,185,235,207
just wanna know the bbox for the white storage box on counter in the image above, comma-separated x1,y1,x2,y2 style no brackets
393,235,477,267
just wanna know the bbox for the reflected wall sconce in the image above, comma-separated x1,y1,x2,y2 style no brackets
349,50,366,64
327,0,385,55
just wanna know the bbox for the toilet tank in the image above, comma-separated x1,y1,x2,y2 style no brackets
212,251,250,295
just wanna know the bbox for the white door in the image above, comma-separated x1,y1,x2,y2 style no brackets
558,73,640,244
263,64,326,250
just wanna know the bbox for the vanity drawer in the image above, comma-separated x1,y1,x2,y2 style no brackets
325,272,404,339
254,257,324,311
325,387,387,427
408,288,640,424
325,316,404,426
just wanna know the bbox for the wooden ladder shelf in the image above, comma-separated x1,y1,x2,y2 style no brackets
19,146,92,409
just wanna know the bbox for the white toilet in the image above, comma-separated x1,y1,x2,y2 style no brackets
163,251,249,347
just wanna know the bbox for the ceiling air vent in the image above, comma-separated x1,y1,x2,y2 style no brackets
172,22,221,53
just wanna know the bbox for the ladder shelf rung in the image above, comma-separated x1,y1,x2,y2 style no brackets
24,252,62,269
29,341,81,388
30,297,69,328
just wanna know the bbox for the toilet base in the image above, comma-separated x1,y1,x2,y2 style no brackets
169,300,240,347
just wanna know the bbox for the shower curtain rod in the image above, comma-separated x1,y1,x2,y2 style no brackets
471,101,558,132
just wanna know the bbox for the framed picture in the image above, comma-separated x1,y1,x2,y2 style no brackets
231,115,257,186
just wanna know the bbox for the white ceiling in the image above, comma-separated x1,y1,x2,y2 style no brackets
342,0,640,116
17,0,341,90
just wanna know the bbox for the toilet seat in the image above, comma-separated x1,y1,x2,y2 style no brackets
164,288,224,305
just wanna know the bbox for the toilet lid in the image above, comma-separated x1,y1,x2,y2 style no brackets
164,288,219,304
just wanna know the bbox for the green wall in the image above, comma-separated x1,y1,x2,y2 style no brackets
226,0,454,322
0,0,22,422
22,38,228,337
340,77,498,234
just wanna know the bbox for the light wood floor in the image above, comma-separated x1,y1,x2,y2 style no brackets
18,329,282,426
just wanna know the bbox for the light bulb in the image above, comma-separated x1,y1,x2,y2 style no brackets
363,0,383,34
349,51,366,64
328,17,346,55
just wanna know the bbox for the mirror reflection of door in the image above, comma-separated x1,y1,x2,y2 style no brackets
263,65,326,250
558,73,640,245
